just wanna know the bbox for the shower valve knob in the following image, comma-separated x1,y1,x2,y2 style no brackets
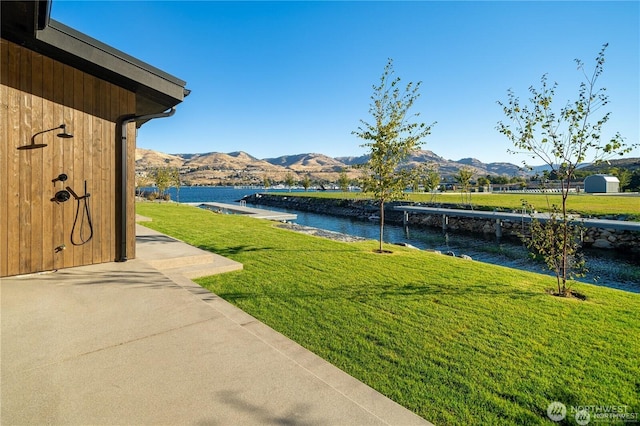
52,190,71,204
52,173,68,183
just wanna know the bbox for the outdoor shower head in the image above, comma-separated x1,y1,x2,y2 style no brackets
57,124,73,139
17,124,74,150
17,142,48,150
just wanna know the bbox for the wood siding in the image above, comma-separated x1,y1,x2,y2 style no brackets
1,39,136,277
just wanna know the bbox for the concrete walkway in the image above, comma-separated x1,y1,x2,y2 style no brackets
194,202,298,221
1,225,431,425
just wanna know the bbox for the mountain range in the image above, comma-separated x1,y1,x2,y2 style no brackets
135,148,529,186
135,148,639,186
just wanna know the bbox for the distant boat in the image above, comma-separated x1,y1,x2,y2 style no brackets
367,215,380,221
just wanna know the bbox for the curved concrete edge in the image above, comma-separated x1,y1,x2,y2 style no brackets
136,222,431,425
2,245,432,425
2,222,431,424
165,272,432,426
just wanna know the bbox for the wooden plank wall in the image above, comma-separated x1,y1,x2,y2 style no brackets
1,39,136,277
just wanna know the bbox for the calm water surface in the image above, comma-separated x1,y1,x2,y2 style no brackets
147,186,639,292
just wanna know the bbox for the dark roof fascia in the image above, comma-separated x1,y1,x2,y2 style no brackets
37,0,51,30
0,1,39,39
43,20,186,91
1,1,188,118
37,20,187,113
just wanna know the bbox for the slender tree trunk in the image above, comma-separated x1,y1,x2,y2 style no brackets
379,200,385,252
561,179,570,294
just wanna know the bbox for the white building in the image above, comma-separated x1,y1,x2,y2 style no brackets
584,175,620,193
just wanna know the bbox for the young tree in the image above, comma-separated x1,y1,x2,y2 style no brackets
284,172,295,192
338,169,350,192
263,175,271,190
455,167,474,205
422,165,441,202
353,59,434,252
411,163,435,194
169,167,181,202
523,202,587,291
135,174,151,197
410,169,422,193
609,168,632,192
301,174,312,191
477,176,491,190
497,44,636,295
150,167,172,199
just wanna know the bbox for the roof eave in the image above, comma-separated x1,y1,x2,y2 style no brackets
1,1,188,120
38,20,187,118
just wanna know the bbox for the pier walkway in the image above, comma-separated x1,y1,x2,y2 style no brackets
394,205,640,235
189,202,297,221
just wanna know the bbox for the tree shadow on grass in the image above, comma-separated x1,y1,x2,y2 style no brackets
217,281,544,303
268,247,364,253
196,244,274,257
197,243,363,257
379,282,544,300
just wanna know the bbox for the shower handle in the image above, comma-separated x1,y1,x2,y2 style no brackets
52,190,71,204
52,173,68,183
66,184,90,200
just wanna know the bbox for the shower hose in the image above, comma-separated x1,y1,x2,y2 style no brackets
71,181,94,245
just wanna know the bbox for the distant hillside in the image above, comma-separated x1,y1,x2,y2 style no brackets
579,158,640,173
140,147,627,186
264,153,346,171
180,151,278,171
335,154,369,166
519,158,640,175
455,157,525,177
135,148,184,168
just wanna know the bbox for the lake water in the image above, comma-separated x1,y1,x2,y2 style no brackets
143,186,639,292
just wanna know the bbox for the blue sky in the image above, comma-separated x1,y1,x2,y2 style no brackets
51,1,639,164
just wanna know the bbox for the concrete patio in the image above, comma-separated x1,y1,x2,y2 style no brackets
1,224,431,425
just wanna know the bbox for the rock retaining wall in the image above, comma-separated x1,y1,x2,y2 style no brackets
243,194,640,252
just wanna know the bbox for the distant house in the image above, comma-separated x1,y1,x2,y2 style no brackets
584,175,620,194
1,0,189,277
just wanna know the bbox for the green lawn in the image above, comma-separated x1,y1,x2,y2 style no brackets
137,203,640,425
290,191,640,220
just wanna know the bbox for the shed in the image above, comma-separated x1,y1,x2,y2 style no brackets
1,0,189,277
584,175,620,194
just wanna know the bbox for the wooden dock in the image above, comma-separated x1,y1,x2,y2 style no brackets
394,205,640,236
193,202,297,221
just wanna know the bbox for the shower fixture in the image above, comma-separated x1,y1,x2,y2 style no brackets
57,124,74,139
17,124,73,150
53,190,71,203
69,181,93,245
52,173,68,183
